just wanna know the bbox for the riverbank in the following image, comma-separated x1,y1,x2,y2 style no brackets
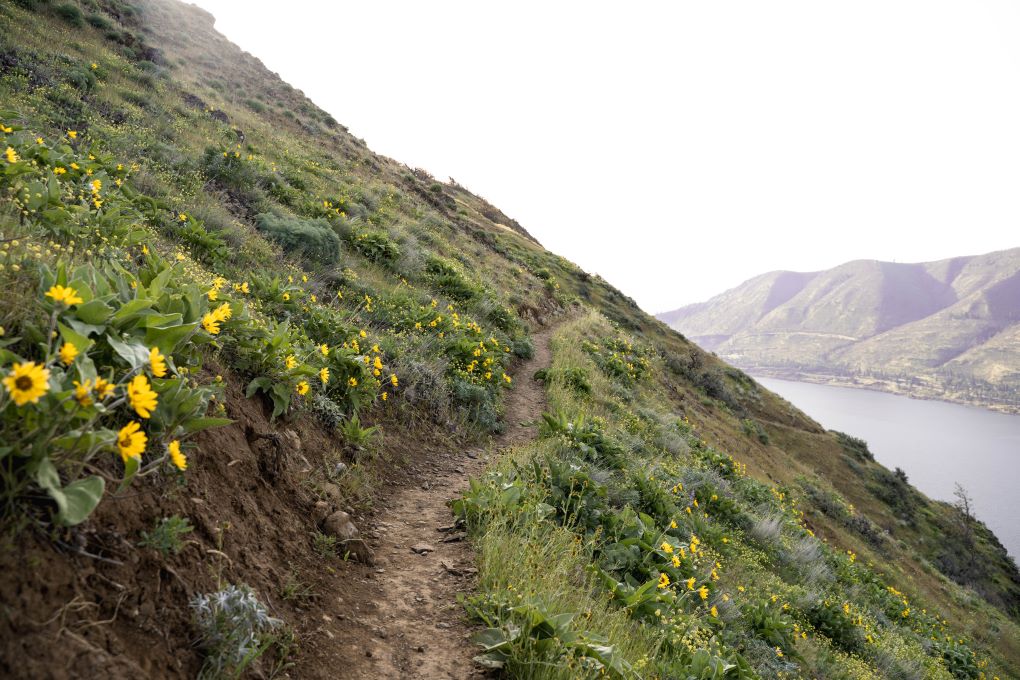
744,367,1020,415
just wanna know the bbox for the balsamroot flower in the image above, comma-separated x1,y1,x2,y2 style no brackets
168,440,187,470
3,361,50,406
45,284,83,306
94,377,115,399
117,421,146,461
295,380,310,395
127,374,158,418
59,342,79,365
149,347,167,377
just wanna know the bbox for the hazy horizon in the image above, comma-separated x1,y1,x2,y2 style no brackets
192,0,1020,312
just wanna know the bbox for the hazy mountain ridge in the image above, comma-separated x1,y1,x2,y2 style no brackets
660,248,1020,412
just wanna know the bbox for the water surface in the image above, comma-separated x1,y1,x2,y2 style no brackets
757,377,1020,559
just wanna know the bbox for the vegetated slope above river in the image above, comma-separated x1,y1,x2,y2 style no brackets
1,1,1019,677
659,247,1020,412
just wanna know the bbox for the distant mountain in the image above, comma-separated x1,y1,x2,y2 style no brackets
658,248,1020,412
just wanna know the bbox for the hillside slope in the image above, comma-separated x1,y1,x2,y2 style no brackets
0,1,1018,678
659,248,1020,412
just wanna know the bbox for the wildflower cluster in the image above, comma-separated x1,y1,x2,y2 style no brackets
582,335,651,385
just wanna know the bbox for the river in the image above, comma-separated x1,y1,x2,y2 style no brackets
756,377,1020,560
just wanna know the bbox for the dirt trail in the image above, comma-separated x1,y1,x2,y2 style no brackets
329,322,558,678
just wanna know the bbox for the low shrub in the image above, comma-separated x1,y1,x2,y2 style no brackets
254,212,340,263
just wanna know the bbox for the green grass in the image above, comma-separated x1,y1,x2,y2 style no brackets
458,312,1019,679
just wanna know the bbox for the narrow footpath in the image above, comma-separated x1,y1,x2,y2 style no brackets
327,321,558,678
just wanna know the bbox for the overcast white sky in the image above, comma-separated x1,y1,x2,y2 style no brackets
191,1,1020,313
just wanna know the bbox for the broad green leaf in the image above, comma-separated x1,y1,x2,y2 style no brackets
58,322,94,352
181,416,233,433
35,457,60,491
52,429,117,455
145,321,198,354
75,299,113,325
118,456,140,492
146,265,174,299
112,298,154,322
246,376,272,398
56,476,105,526
106,334,150,370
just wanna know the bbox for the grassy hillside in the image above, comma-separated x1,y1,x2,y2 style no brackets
659,249,1020,413
0,1,1017,678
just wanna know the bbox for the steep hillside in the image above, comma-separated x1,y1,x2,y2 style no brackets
660,248,1020,413
0,1,1018,679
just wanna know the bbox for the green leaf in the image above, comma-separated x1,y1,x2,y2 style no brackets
471,628,508,651
75,299,113,325
181,416,233,433
112,298,155,322
119,456,140,492
35,457,61,491
146,265,174,299
246,376,272,398
52,429,117,455
106,334,150,370
145,321,198,354
58,322,94,352
56,476,105,526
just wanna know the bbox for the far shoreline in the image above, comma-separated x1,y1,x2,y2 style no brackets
743,367,1020,416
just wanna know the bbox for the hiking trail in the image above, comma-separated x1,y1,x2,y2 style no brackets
317,321,558,678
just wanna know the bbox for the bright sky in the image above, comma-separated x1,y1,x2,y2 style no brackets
191,1,1020,313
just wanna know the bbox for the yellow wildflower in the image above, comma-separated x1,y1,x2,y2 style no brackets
381,391,388,401
320,343,329,357
348,377,358,387
698,586,709,600
94,377,115,399
202,312,221,335
686,577,696,591
657,573,670,589
3,361,50,405
73,379,93,407
296,380,310,395
284,354,297,370
168,440,187,470
4,147,17,164
213,302,231,321
116,421,146,462
660,541,673,554
319,367,330,384
54,167,67,175
710,606,718,618
390,373,399,388
67,130,77,139
149,347,167,377
45,284,83,306
59,342,79,365
127,374,158,418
